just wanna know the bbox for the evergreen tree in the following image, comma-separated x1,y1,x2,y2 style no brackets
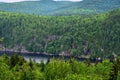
109,58,120,80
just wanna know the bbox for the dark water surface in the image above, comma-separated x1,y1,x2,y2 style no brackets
0,51,88,63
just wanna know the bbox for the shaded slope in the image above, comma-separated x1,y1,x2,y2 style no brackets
0,0,120,15
0,9,120,58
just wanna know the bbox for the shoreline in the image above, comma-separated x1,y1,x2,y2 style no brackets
0,50,89,62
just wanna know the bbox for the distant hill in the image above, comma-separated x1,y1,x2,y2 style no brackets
0,8,120,58
0,0,120,15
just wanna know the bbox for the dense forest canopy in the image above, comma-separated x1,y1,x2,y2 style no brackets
0,54,120,80
0,8,120,59
0,0,120,15
0,1,120,80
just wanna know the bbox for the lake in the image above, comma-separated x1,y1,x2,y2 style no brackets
0,50,91,63
0,51,77,63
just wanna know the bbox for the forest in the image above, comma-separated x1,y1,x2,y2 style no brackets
0,0,120,15
0,8,120,59
0,54,120,80
0,1,120,80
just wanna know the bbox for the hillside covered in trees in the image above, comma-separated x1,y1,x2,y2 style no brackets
0,8,120,59
0,0,120,15
0,54,120,80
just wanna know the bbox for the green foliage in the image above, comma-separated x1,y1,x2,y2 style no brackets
28,58,33,69
110,59,120,80
10,54,20,68
0,8,120,58
0,62,13,80
40,60,45,72
0,3,119,80
117,71,120,80
44,59,71,80
64,74,103,80
1,54,120,80
0,37,4,43
0,0,120,15
95,60,112,79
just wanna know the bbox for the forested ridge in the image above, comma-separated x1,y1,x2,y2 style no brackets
0,0,120,15
0,8,120,59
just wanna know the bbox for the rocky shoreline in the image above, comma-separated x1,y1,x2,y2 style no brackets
0,50,89,62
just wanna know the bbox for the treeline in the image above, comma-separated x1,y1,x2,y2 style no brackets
0,9,120,58
0,0,120,15
0,54,120,80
